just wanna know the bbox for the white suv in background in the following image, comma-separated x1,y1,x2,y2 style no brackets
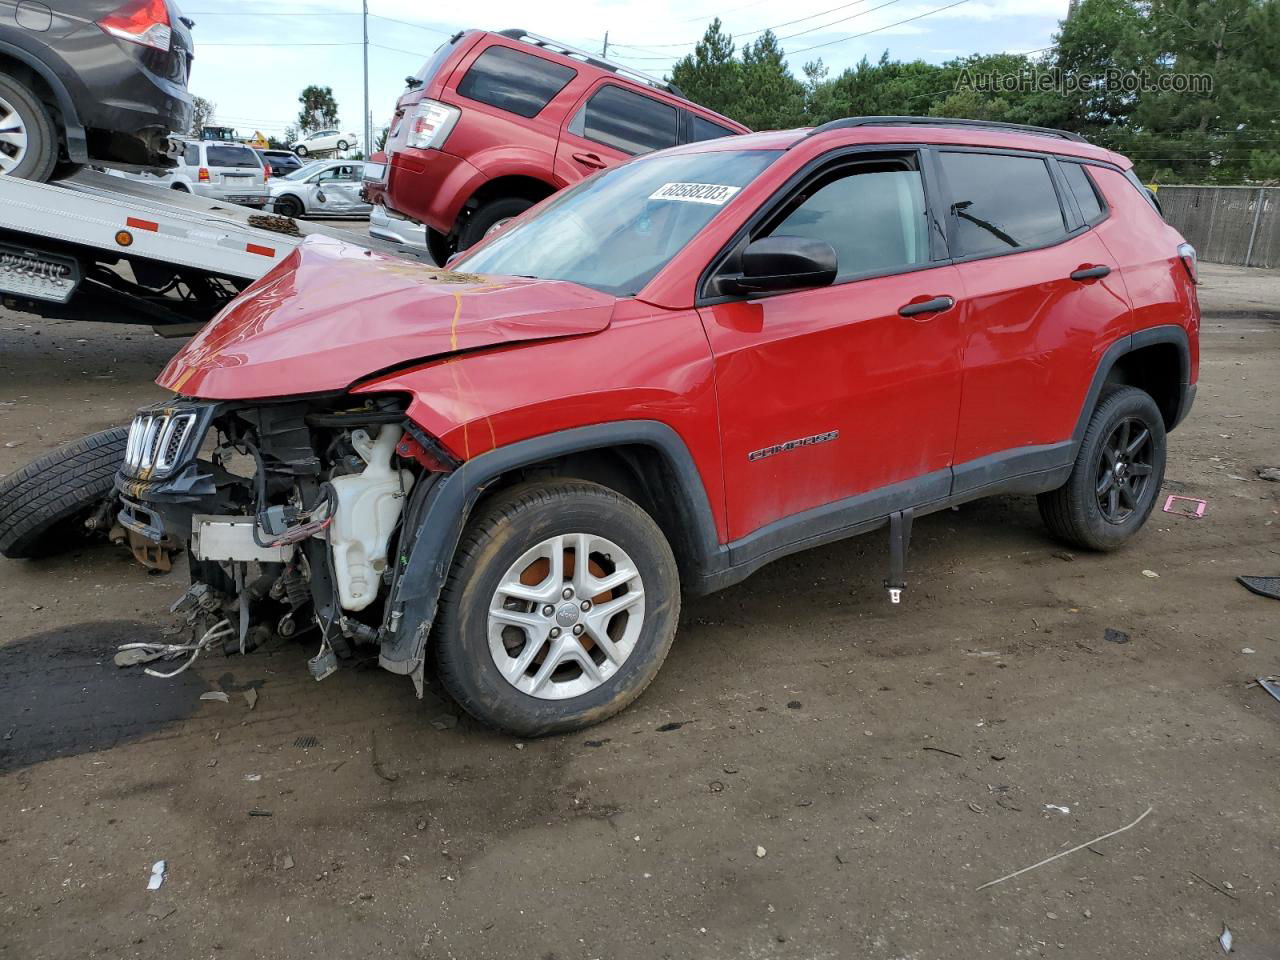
124,140,270,208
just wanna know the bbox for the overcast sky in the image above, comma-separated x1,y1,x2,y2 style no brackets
183,0,1070,143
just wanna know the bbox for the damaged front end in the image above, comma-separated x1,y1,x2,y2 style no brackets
115,393,458,685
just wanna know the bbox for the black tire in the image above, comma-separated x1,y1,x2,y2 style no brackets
274,194,304,218
294,145,308,157
1038,386,1166,551
0,73,58,182
0,427,127,559
457,197,534,251
426,227,453,267
336,139,349,151
171,182,190,193
433,480,681,737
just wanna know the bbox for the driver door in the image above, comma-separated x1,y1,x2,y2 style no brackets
699,150,966,546
314,164,360,212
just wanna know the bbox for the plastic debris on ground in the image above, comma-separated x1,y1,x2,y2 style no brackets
1044,804,1071,815
1258,677,1280,706
199,691,230,703
1220,924,1233,953
1237,576,1280,601
147,860,166,891
1162,494,1207,518
1104,628,1130,644
244,688,258,710
1142,570,1160,579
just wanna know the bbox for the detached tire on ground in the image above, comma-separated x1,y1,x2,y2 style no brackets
457,197,534,251
0,427,127,559
1038,386,1167,551
433,480,681,737
0,73,59,181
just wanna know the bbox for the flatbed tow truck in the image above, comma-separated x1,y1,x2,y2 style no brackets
0,169,430,336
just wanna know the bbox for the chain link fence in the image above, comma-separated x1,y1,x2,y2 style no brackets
1156,186,1278,270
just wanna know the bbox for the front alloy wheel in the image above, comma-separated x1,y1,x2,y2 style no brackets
489,533,645,700
433,481,680,736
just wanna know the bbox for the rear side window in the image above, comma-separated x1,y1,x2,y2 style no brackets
1061,161,1104,222
206,145,260,168
457,46,576,118
569,84,678,156
689,114,736,143
939,152,1067,257
414,34,463,85
183,143,199,165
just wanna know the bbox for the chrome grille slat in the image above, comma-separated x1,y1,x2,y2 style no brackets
123,410,199,477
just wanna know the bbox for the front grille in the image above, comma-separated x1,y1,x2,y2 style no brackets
124,411,197,475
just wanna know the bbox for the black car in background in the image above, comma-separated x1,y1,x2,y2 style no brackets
0,0,193,181
255,148,302,178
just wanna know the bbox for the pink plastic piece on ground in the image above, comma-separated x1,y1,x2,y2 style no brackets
1163,494,1207,518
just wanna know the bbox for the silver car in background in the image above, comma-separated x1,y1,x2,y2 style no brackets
370,204,428,251
267,161,372,218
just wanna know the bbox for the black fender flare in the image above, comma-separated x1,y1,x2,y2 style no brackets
0,39,88,162
378,420,724,675
1070,324,1194,444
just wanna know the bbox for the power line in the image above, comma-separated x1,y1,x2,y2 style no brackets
789,0,973,56
622,0,879,48
199,40,361,46
370,41,431,57
367,13,449,34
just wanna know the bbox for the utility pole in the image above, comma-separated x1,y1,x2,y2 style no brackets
602,30,609,58
362,0,370,157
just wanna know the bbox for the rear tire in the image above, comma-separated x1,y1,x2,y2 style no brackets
294,145,308,157
336,139,349,151
433,481,681,737
457,197,533,250
0,427,127,559
1038,386,1166,551
0,73,58,181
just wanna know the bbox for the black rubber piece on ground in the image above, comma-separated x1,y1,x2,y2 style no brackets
1038,386,1167,551
0,427,127,559
1237,576,1280,601
432,480,681,737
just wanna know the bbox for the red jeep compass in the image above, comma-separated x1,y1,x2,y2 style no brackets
363,28,749,263
93,117,1198,736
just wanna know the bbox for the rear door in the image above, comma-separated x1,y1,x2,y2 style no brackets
935,148,1133,489
553,82,679,185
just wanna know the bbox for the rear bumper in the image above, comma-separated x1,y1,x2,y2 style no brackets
374,148,480,235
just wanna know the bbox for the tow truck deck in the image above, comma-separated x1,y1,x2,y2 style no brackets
0,170,429,336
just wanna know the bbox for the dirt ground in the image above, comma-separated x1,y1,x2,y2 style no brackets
1,258,1278,960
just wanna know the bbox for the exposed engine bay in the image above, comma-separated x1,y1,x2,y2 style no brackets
114,394,458,688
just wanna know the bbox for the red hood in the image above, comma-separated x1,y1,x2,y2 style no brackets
159,236,616,399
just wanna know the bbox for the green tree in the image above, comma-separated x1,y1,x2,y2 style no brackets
296,85,339,135
736,30,806,129
669,18,741,117
188,95,216,137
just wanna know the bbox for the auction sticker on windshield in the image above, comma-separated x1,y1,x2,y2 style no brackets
648,182,742,205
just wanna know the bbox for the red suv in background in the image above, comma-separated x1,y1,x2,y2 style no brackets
363,28,749,263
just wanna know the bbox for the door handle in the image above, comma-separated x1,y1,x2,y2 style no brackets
898,295,955,317
1070,264,1111,282
572,151,606,169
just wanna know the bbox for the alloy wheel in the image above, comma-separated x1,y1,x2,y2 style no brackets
0,93,30,175
487,533,645,700
1095,416,1154,524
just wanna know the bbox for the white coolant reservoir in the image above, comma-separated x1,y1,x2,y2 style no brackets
328,425,415,611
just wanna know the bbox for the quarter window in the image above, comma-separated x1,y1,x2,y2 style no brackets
765,160,931,280
939,152,1067,257
570,85,678,156
1060,161,1104,222
183,143,199,166
689,114,737,143
456,46,576,118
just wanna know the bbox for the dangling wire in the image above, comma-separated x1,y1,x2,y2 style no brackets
117,618,235,679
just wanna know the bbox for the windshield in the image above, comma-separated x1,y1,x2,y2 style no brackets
283,161,327,181
454,149,780,296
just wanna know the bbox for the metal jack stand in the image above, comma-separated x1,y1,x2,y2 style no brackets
884,508,913,604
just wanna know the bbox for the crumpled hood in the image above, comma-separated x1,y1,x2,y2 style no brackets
159,235,617,399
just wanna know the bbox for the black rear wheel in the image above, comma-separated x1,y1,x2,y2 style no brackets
457,197,533,251
1038,386,1166,551
0,427,127,559
0,73,58,181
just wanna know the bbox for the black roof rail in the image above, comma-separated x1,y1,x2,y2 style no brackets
497,29,687,99
806,116,1087,143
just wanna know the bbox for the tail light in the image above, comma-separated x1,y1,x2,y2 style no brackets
197,167,210,183
263,167,269,183
406,100,460,150
1177,242,1198,285
97,0,172,51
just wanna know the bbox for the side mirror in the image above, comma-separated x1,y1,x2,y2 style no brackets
729,235,837,294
